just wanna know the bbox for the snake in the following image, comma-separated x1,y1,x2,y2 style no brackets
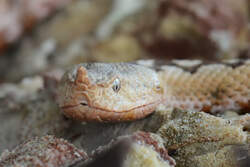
58,59,250,122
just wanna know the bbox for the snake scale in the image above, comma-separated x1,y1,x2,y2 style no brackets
58,59,250,122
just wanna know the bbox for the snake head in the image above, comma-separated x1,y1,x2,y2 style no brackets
58,63,163,122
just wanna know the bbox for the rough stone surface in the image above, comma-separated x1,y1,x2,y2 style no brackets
0,0,73,52
0,75,70,152
0,135,88,167
158,109,250,167
83,131,176,167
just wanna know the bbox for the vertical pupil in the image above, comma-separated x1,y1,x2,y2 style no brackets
113,84,119,91
113,79,120,92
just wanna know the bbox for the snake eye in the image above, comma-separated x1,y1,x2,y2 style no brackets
112,78,121,92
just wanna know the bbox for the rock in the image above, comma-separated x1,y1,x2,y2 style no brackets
0,75,70,152
0,135,88,167
188,144,250,167
83,131,175,167
0,0,73,52
91,35,142,62
157,109,250,167
0,0,113,81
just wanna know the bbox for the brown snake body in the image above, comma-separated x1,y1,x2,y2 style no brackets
58,59,250,122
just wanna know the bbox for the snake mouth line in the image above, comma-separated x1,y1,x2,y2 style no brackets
61,100,161,122
61,100,161,114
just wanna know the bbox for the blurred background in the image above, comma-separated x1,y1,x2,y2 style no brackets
0,0,249,82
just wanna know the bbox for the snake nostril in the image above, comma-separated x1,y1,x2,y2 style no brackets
80,102,88,106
